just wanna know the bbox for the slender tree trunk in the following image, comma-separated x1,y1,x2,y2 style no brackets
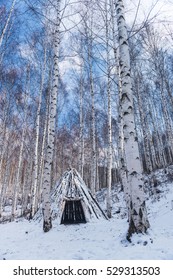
107,87,112,218
88,41,96,197
115,0,150,239
31,47,47,218
0,161,10,218
105,0,112,218
146,124,158,171
21,159,33,217
110,0,125,188
110,0,118,76
0,130,8,188
42,0,61,232
79,69,84,178
96,157,100,191
0,0,16,47
148,100,166,168
38,102,48,206
0,91,10,184
11,100,28,220
38,67,52,208
136,77,152,173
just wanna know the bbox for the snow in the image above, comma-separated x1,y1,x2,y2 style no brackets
0,180,173,260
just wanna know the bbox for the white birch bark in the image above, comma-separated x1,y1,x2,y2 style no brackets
11,127,26,220
42,0,61,232
87,33,96,197
0,161,10,217
146,124,158,171
118,67,129,204
96,157,100,191
79,68,84,178
110,0,126,188
89,58,96,197
136,77,152,173
0,131,8,187
0,0,17,48
105,0,112,218
11,66,30,220
0,92,11,183
38,94,49,203
21,159,33,217
31,47,47,218
115,0,149,239
148,100,166,168
110,0,119,76
37,67,52,208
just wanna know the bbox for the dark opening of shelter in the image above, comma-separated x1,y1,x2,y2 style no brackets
61,200,86,224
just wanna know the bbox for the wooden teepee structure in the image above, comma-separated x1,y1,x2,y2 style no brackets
51,168,108,224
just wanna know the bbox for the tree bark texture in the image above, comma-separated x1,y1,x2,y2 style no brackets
135,76,152,173
105,0,112,218
31,47,47,218
79,68,84,178
115,0,150,239
87,29,96,197
11,66,30,220
42,0,61,232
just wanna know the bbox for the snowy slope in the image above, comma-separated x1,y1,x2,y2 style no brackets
0,180,173,260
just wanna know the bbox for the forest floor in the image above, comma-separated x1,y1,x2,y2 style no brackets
0,170,173,260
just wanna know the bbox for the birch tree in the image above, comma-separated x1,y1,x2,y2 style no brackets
148,99,166,168
31,46,47,218
0,157,10,218
88,41,97,197
37,69,52,209
79,67,84,178
0,93,10,182
115,0,150,239
135,74,153,173
42,0,61,232
0,0,17,48
82,5,97,196
11,65,30,221
105,0,112,218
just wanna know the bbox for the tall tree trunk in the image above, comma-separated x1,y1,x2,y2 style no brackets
87,37,96,197
110,0,125,188
0,91,10,184
31,47,47,218
135,76,152,173
38,67,52,208
118,67,129,202
115,0,150,239
42,0,61,232
21,159,33,217
0,161,10,218
148,100,166,168
105,0,112,218
79,68,84,178
11,66,30,220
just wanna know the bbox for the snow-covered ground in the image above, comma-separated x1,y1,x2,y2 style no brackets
0,179,173,260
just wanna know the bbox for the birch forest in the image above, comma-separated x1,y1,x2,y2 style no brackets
0,0,173,242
